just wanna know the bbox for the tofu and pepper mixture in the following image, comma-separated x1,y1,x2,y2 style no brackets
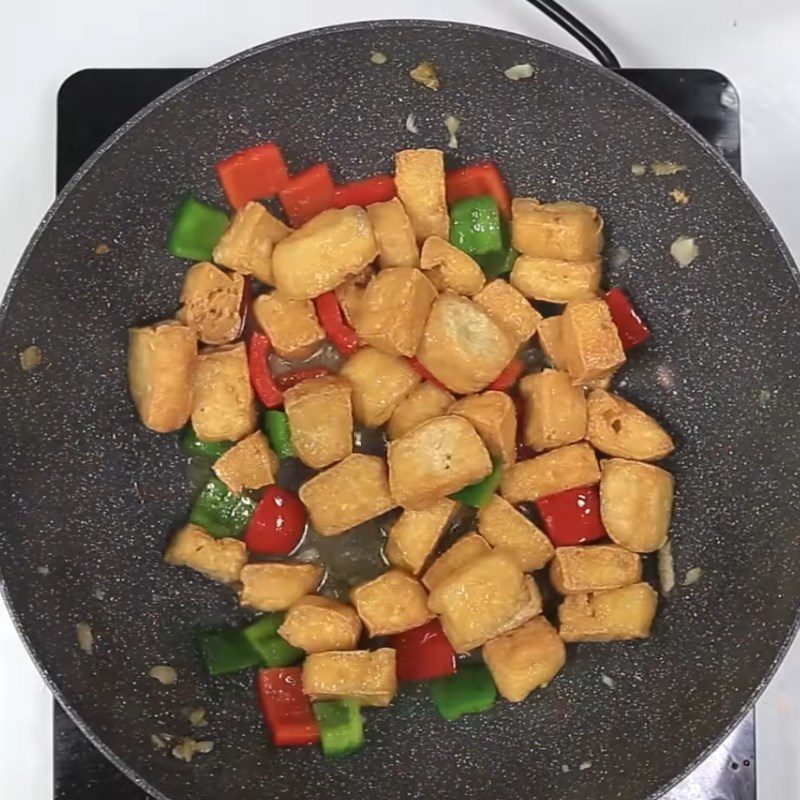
129,143,673,758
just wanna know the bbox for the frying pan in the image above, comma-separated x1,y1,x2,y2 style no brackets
1,20,798,800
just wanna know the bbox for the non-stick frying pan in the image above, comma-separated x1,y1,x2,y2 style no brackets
1,20,799,800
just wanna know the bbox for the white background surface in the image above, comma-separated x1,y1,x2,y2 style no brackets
2,1,799,798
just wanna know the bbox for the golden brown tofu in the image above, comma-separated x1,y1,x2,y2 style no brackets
510,254,600,304
339,347,420,427
476,494,554,571
366,198,420,269
284,376,353,469
191,342,256,442
394,149,449,242
519,369,587,452
428,550,532,652
449,391,517,468
384,498,457,575
212,201,288,285
212,431,278,493
163,524,246,585
176,262,244,345
587,389,675,461
302,648,397,706
299,454,396,536
600,458,674,552
278,595,362,653
272,207,378,300
350,570,434,636
422,532,492,591
128,321,196,433
494,576,545,637
511,199,602,261
483,617,566,702
561,298,626,384
238,562,323,612
416,292,516,394
354,267,437,357
550,544,642,595
419,236,485,296
388,415,492,510
471,279,542,349
537,315,613,390
251,291,324,361
559,582,658,642
501,442,600,503
335,269,373,328
387,382,454,440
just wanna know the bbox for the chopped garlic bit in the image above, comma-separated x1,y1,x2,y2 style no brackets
658,540,675,595
683,567,703,586
185,706,208,727
19,346,42,371
758,388,773,407
149,665,178,685
76,622,94,655
650,161,686,176
36,565,50,576
150,734,167,750
93,588,106,601
601,673,617,689
369,50,388,65
410,61,440,90
171,738,214,763
444,115,460,149
561,764,570,773
608,245,630,270
669,188,690,205
93,243,110,255
405,113,419,135
630,163,647,176
579,761,593,771
504,63,534,81
670,235,699,267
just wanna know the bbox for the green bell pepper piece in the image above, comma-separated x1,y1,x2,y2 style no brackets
196,628,261,676
189,477,256,539
242,614,304,668
263,410,295,459
167,196,229,261
450,458,503,508
474,219,517,279
312,700,364,757
180,425,233,460
430,663,497,721
449,196,503,256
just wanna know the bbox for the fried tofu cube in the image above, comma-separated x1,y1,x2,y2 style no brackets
510,254,600,304
471,279,542,348
483,617,566,702
511,199,602,261
340,347,420,427
335,269,373,327
299,454,396,536
494,576,544,636
302,648,397,706
422,532,492,591
366,197,420,269
416,292,516,394
559,582,658,641
537,315,613,390
163,524,246,585
519,369,587,451
394,149,449,242
561,298,626,384
212,431,278,493
501,442,600,503
238,562,323,611
176,262,245,345
600,458,674,552
284,376,353,469
550,544,642,595
385,498,457,575
212,201,288,285
449,391,517,468
354,267,437,357
388,415,492,509
128,321,196,433
387,382,454,440
428,550,532,652
587,390,674,461
272,207,378,300
350,570,434,636
278,595,362,653
476,494,554,571
191,342,256,442
251,291,324,361
420,236,485,295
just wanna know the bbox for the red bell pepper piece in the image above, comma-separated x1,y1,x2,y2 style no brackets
245,486,307,555
333,174,396,209
406,357,449,392
246,332,283,409
278,163,335,227
391,620,456,682
215,143,289,210
275,366,333,391
604,287,650,351
487,358,524,392
256,667,319,747
445,162,511,218
535,485,605,546
314,291,360,356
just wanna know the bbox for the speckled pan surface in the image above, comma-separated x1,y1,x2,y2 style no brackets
1,19,799,800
